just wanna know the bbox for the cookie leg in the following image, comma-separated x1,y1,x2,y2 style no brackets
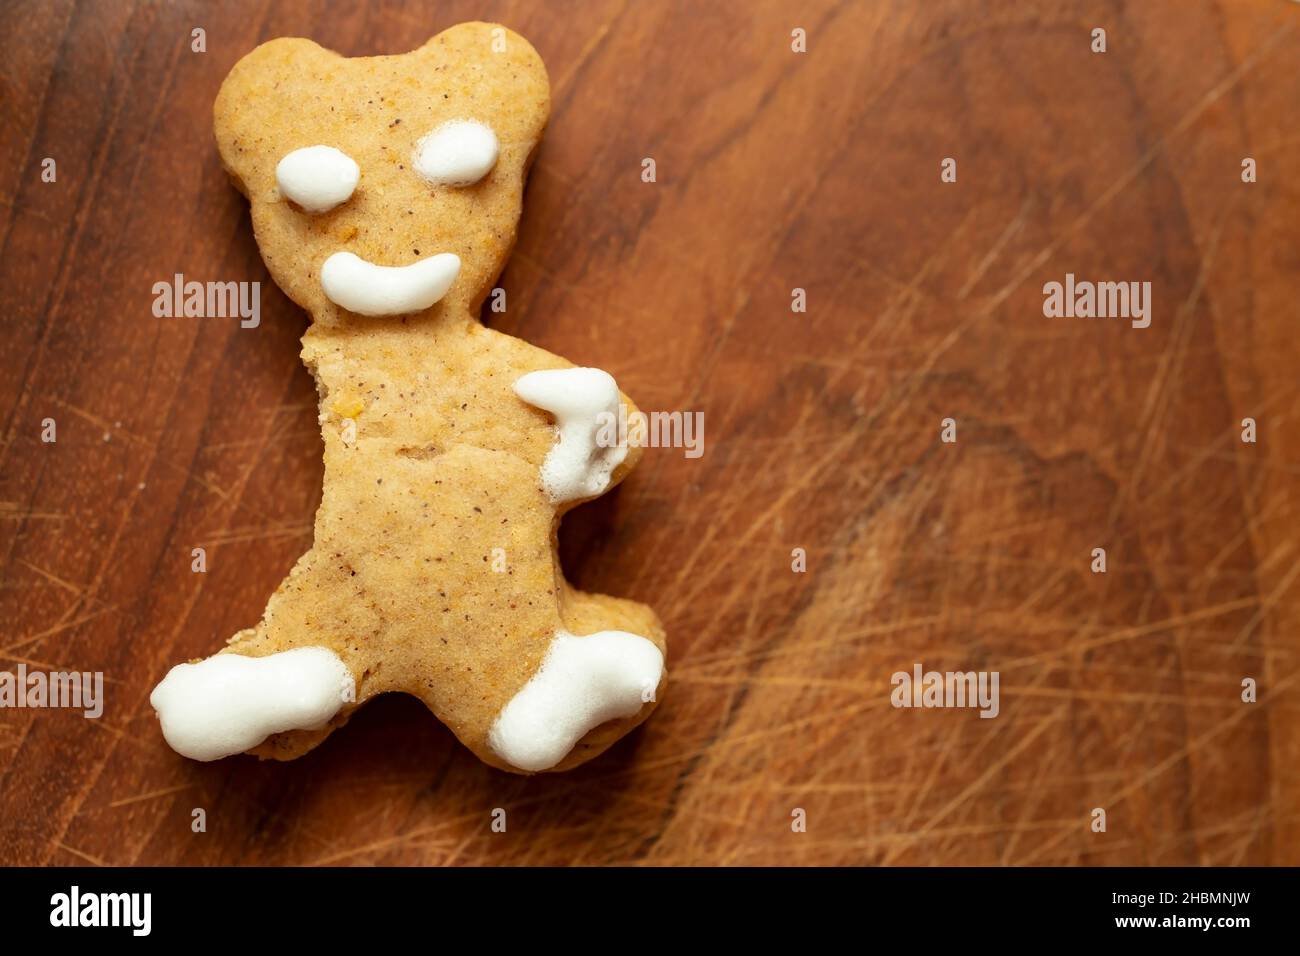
149,554,364,762
483,585,666,773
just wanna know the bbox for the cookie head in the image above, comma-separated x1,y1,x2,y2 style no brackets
213,22,550,323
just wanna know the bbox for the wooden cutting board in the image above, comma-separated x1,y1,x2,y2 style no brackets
2,0,1298,865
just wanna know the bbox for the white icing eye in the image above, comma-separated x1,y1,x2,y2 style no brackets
413,120,499,186
275,145,360,213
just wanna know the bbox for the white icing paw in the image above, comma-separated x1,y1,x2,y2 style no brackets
488,630,663,772
513,367,628,503
150,647,355,761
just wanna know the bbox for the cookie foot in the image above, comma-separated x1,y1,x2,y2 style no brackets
487,630,663,772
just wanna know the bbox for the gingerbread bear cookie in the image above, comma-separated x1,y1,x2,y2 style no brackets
149,23,666,773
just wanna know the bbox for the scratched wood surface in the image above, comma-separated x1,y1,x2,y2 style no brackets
2,0,1298,866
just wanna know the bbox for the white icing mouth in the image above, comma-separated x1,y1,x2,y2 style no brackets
488,630,663,772
320,251,460,316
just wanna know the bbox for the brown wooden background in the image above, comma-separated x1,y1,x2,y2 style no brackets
2,0,1299,866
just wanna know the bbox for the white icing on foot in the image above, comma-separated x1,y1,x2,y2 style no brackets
413,120,499,186
150,647,355,761
275,145,360,213
513,367,628,502
488,630,663,772
320,251,460,316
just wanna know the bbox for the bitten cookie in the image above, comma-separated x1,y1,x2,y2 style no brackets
149,23,666,773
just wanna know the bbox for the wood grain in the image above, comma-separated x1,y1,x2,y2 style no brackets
2,0,1298,866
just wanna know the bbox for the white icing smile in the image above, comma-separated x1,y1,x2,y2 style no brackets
150,647,355,762
321,251,461,316
488,630,663,772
